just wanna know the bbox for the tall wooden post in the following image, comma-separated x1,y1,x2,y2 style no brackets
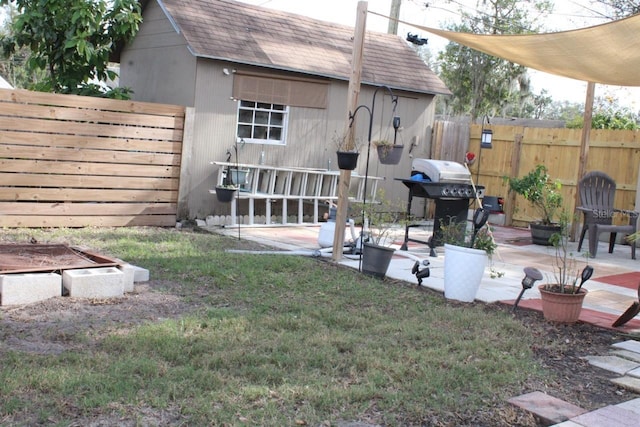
570,81,596,240
505,134,523,226
332,1,367,261
388,0,401,35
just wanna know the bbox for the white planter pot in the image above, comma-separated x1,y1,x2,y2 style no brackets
444,243,487,302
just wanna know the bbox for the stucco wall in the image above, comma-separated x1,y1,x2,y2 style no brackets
119,1,197,107
182,60,436,219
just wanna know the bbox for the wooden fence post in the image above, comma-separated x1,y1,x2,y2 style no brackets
504,133,523,227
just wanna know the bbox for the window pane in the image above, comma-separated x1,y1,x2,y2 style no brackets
238,109,253,123
257,102,271,110
254,126,268,139
271,112,283,126
255,111,269,125
240,100,255,108
268,127,282,140
238,125,252,138
273,104,285,111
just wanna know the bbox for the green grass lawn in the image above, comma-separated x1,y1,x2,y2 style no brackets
0,227,548,425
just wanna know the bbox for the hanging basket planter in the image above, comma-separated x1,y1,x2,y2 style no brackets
215,186,237,203
375,144,403,165
336,151,359,170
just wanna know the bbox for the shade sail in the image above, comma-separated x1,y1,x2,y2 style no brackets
370,11,640,87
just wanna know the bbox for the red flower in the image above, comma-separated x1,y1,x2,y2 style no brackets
465,152,476,165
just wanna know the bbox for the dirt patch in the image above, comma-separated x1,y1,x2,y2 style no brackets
0,281,192,355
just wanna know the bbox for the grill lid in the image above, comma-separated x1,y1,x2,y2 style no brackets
411,159,472,184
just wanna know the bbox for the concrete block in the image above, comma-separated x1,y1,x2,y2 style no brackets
584,355,640,375
0,273,62,306
488,213,506,226
628,366,640,378
117,263,136,293
612,349,640,363
611,376,640,393
613,340,640,354
569,405,640,427
62,267,124,299
617,397,640,414
132,266,149,283
551,422,583,426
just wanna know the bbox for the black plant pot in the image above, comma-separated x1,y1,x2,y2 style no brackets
530,222,561,246
361,242,395,278
215,186,237,203
336,151,359,170
376,144,403,165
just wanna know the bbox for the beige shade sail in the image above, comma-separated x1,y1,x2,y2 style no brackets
370,11,640,87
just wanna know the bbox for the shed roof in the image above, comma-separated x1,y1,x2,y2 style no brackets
152,0,450,96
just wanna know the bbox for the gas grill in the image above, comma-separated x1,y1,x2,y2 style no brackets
398,159,484,254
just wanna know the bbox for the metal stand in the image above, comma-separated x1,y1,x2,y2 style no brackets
348,85,399,271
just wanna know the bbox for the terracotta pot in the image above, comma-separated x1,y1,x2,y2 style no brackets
539,284,588,323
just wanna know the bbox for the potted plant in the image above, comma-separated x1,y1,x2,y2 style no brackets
353,191,404,278
440,208,499,302
538,211,594,323
333,131,361,170
215,183,237,203
504,164,563,245
372,139,403,165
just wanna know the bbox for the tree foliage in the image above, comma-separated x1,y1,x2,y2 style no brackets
0,3,44,88
437,0,553,121
0,0,141,98
566,95,639,129
594,0,640,18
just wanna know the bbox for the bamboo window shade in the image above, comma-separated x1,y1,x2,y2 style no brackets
233,71,328,108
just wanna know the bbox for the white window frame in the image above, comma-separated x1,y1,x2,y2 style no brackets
236,101,289,145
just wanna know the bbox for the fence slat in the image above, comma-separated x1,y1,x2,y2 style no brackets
434,120,640,228
0,88,185,227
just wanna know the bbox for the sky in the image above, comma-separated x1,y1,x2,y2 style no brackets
236,0,640,110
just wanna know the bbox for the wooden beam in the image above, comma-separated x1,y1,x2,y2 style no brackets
388,0,401,35
333,1,368,261
570,81,596,240
505,133,523,227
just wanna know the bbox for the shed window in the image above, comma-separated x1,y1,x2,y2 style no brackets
236,101,289,145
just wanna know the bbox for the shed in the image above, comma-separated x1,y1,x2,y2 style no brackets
116,0,450,221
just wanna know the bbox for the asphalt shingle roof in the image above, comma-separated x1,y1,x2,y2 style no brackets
157,0,451,95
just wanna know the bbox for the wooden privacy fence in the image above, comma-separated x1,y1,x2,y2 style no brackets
460,123,640,227
0,89,186,227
